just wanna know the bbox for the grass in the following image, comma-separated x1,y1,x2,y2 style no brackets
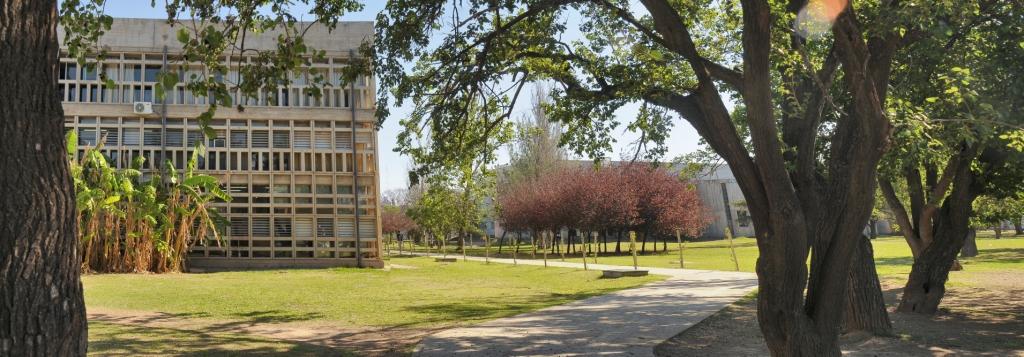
84,257,662,328
88,321,346,356
402,231,1024,282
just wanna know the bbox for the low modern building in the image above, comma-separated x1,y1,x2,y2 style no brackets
59,18,383,268
691,165,755,239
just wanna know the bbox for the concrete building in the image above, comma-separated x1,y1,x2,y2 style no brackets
691,164,893,239
59,19,383,268
691,165,755,239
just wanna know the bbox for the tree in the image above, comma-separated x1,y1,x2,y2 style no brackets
375,1,924,354
4,1,365,353
503,85,568,186
973,196,1024,239
381,189,411,207
877,1,1024,314
1,1,88,354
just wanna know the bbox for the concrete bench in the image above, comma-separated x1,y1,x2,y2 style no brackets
601,269,649,278
435,257,458,263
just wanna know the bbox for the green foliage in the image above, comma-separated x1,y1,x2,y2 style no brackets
375,1,713,172
972,196,1024,229
880,0,1024,215
68,132,229,273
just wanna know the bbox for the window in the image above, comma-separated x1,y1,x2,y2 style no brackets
143,128,162,146
209,129,227,147
164,129,183,147
736,210,751,228
274,218,292,237
357,185,371,195
317,218,334,238
337,185,353,195
252,218,271,237
230,217,249,237
186,130,204,147
294,218,314,237
315,184,332,195
251,130,269,148
101,128,119,146
272,131,290,148
230,130,248,148
314,131,331,149
78,128,97,146
273,184,290,194
359,219,376,238
295,184,312,194
336,219,354,238
123,128,142,145
144,65,161,82
355,132,373,148
294,131,311,149
335,132,352,149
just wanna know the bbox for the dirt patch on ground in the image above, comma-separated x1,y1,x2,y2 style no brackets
89,308,439,356
655,277,1024,356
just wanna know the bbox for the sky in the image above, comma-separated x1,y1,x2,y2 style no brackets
90,1,706,192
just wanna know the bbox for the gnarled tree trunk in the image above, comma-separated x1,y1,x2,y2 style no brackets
0,1,88,355
960,229,978,258
897,153,978,314
843,235,893,336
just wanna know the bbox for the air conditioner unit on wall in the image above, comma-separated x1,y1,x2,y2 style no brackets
133,102,154,115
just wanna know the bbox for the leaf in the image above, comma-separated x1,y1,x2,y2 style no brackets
183,175,217,188
176,28,190,43
66,130,78,156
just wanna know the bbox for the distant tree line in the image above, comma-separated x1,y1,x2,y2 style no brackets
498,164,710,256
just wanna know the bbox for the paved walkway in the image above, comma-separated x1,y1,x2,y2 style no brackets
409,253,758,357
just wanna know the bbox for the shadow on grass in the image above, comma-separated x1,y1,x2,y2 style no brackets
227,310,326,324
962,247,1024,265
89,322,351,357
105,310,325,327
874,247,1024,268
396,289,631,328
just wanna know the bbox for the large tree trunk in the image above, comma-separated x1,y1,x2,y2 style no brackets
960,229,978,258
1014,220,1023,235
898,162,977,314
842,235,893,336
0,1,89,355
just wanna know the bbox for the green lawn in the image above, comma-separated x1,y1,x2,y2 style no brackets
400,232,1024,282
84,257,661,328
89,321,346,356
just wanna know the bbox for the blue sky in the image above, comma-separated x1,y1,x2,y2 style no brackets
90,1,705,191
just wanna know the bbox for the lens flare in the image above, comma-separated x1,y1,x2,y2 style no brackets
795,0,848,39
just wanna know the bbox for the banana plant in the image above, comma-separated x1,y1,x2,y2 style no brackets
65,131,230,273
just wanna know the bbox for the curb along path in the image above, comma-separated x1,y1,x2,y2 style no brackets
408,253,758,356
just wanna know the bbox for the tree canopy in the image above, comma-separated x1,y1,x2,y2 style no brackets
372,0,1008,354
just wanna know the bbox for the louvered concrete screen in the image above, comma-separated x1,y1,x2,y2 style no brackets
59,18,383,269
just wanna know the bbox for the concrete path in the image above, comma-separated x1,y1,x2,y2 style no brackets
409,253,758,357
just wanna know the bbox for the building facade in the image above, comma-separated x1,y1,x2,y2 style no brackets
59,19,383,269
691,165,755,239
